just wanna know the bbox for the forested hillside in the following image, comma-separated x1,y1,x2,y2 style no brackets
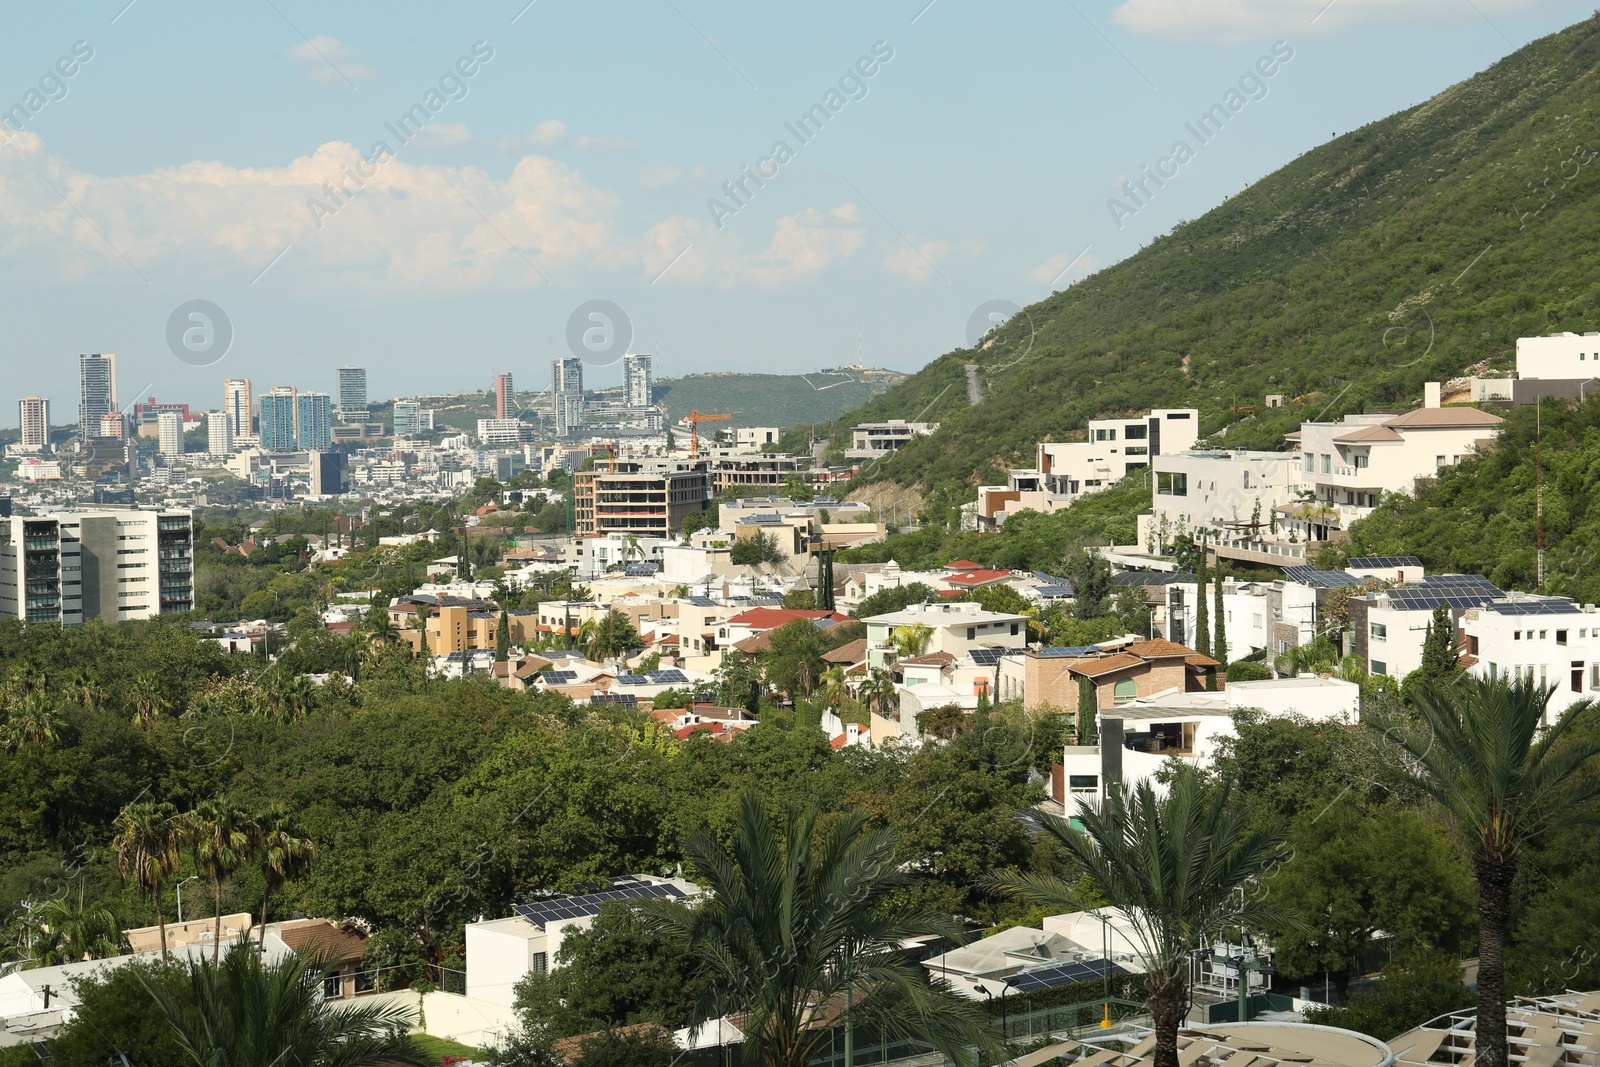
814,14,1600,500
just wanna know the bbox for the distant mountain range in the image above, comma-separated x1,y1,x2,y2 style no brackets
810,14,1600,500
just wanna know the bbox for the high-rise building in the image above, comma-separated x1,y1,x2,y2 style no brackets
493,372,515,419
393,400,422,437
97,413,125,439
0,508,193,624
206,411,233,456
259,387,298,452
623,354,653,409
297,392,332,450
78,353,117,437
308,451,349,496
157,412,184,457
224,379,252,437
17,397,49,451
336,367,368,422
551,357,584,436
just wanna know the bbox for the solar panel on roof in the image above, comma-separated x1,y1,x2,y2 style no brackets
1418,574,1501,591
1038,646,1100,658
512,881,685,929
648,669,689,683
1003,958,1129,992
1283,566,1361,589
591,693,639,705
686,596,717,607
1387,590,1501,611
969,648,1002,666
1348,556,1422,568
1490,600,1582,615
539,670,578,683
615,674,649,685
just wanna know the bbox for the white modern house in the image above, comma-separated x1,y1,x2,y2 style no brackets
1141,449,1306,561
846,420,938,460
863,600,1029,670
1346,575,1505,680
975,409,1200,530
1517,331,1600,380
465,876,699,1008
1055,677,1361,811
1461,597,1600,721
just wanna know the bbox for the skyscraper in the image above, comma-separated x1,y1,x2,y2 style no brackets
393,400,422,437
623,354,653,409
157,412,184,457
297,392,333,450
206,411,233,456
17,397,49,451
224,379,252,437
551,357,583,436
78,353,117,437
493,372,515,419
336,367,368,422
259,387,298,451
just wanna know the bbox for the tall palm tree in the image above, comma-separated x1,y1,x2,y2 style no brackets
143,941,431,1067
591,608,643,664
113,800,183,955
6,659,47,699
859,668,897,715
642,795,997,1067
819,666,849,710
61,666,104,709
129,670,170,731
999,768,1292,1067
1394,678,1600,1067
186,801,258,964
28,886,121,963
254,804,316,951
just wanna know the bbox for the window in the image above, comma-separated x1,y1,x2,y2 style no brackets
1113,678,1137,703
531,952,548,975
1156,472,1188,496
1321,454,1331,473
1436,456,1447,468
966,627,976,640
1068,774,1099,790
1353,453,1369,469
1252,613,1263,628
1305,454,1314,473
1540,630,1548,640
1370,621,1387,640
1125,445,1148,456
1371,660,1387,676
1515,631,1522,641
1125,425,1148,440
1095,428,1117,441
1010,623,1019,635
324,974,341,999
354,969,375,994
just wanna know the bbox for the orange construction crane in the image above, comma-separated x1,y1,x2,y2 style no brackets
684,410,732,459
602,439,618,472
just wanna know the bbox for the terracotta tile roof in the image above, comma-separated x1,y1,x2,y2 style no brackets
944,559,982,570
942,569,1012,587
830,733,849,750
724,607,853,630
278,920,366,963
513,656,554,679
822,638,869,665
1333,425,1405,443
899,651,956,667
1063,653,1145,677
1124,638,1202,660
1184,653,1221,668
1382,406,1504,429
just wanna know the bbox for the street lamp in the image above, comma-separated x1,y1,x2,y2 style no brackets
176,875,200,924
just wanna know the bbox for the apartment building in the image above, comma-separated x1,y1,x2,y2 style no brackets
572,460,710,539
78,353,117,438
336,367,367,422
224,379,252,437
206,411,233,456
157,412,184,457
17,397,49,452
1460,597,1600,722
622,354,652,409
1143,449,1305,560
0,509,194,624
845,420,937,460
477,418,524,446
708,452,813,495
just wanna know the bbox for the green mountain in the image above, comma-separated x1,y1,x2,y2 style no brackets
813,14,1600,504
656,369,902,428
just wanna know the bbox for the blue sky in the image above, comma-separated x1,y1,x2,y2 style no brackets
1,0,1591,420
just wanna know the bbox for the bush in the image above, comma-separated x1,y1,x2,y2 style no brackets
1303,952,1470,1040
1224,661,1272,682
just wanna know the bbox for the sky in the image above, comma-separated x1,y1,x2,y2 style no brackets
1,0,1594,422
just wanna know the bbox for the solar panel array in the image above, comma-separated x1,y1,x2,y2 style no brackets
740,514,787,525
1418,574,1502,592
648,669,689,683
1035,586,1074,600
1283,566,1361,589
685,596,718,607
969,648,1004,666
1114,572,1192,586
1037,646,1101,658
615,674,649,685
512,881,685,930
1004,958,1129,993
590,693,639,706
538,670,578,684
1348,556,1422,568
1489,600,1582,616
1387,590,1501,611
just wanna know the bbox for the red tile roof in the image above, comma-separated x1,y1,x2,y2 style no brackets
279,920,366,963
942,569,1012,587
723,608,853,630
945,559,982,570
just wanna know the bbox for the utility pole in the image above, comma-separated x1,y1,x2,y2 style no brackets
1536,398,1544,594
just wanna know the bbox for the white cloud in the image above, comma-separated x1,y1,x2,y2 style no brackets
410,122,474,149
284,35,374,84
1109,0,1537,41
639,161,715,190
0,133,618,291
500,121,636,155
732,204,868,288
883,236,982,284
1030,251,1099,286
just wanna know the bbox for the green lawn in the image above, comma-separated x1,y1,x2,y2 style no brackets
410,1033,485,1062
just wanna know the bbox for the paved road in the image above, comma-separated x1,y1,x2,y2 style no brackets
964,363,982,404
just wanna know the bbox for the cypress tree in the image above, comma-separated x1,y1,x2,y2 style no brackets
1213,566,1228,672
495,608,510,663
1077,674,1097,745
1193,538,1211,659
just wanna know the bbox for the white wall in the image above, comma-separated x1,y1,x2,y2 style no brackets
1149,451,1303,545
1362,605,1432,679
1517,332,1600,380
365,990,522,1050
1464,604,1600,720
464,919,544,1008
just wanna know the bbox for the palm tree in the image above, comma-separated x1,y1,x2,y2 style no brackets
113,800,183,955
3,692,58,749
143,941,431,1067
999,768,1292,1067
590,608,644,664
29,887,121,963
819,666,848,709
186,801,258,964
61,666,104,709
890,623,932,659
129,670,170,731
1393,678,1600,1067
6,659,47,699
859,668,897,715
641,795,997,1067
254,804,316,951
